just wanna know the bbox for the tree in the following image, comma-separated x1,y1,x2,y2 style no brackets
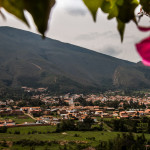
77,116,94,131
0,126,7,133
75,97,87,106
56,120,76,132
98,133,147,150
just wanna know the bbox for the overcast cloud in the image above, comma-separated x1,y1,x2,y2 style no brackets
65,8,87,16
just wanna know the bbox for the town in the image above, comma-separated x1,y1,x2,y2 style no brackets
0,87,150,128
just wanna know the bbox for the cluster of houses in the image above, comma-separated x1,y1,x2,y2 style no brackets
21,86,47,93
38,93,150,107
1,105,150,127
85,94,150,105
1,91,150,127
0,119,16,127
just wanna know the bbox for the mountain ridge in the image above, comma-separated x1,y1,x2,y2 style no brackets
0,26,136,64
0,26,150,93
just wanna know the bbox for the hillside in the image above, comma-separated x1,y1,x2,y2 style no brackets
0,26,150,93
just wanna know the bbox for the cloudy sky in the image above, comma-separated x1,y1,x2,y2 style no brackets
0,0,149,63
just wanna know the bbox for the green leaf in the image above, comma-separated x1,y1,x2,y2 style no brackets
24,0,55,38
117,0,139,23
82,0,102,21
117,18,125,42
108,4,118,19
82,0,138,42
116,0,123,6
0,0,29,26
0,0,55,37
101,0,111,14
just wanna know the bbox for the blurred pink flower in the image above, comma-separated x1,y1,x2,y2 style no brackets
136,36,150,66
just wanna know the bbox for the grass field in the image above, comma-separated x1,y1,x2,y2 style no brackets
7,125,56,134
11,145,61,150
1,130,117,142
0,130,121,149
1,126,150,143
1,125,150,149
0,115,35,124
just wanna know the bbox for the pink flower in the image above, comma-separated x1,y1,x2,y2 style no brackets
136,36,150,66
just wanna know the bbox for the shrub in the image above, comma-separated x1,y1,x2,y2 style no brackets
14,131,20,134
74,134,80,137
0,126,7,133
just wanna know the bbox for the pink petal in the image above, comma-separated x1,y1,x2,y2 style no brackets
136,36,150,66
142,59,150,66
138,26,150,32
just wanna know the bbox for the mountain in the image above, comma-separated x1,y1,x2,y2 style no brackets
0,26,150,93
